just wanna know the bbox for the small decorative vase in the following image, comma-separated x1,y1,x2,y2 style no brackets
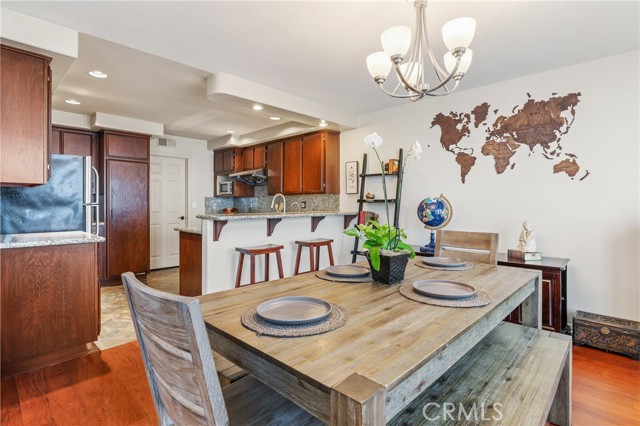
365,192,375,201
366,252,411,284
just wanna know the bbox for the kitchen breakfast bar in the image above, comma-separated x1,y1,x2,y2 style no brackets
196,211,357,294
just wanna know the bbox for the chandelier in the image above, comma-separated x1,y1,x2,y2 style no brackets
366,0,476,101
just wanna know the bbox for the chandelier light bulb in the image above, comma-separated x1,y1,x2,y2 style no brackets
366,52,392,80
444,49,473,74
381,26,412,59
442,17,476,51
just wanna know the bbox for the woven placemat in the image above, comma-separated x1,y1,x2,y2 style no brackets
315,270,373,283
241,303,348,337
399,282,491,307
415,259,474,271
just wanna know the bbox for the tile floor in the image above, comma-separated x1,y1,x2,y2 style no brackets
96,268,180,349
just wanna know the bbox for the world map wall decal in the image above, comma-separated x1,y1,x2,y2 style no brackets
430,92,589,183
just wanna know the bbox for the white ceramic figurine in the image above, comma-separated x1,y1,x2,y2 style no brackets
517,221,537,252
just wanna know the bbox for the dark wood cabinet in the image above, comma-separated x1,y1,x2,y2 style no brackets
1,243,100,377
499,254,570,333
51,126,99,172
213,147,253,197
241,145,267,171
280,131,340,195
267,141,284,195
283,137,303,195
214,148,242,174
179,231,202,297
1,45,52,186
99,130,150,282
253,145,266,169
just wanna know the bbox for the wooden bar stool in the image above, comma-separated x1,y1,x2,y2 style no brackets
294,238,335,275
235,244,284,288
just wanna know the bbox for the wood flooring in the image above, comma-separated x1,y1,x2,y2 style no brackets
2,343,637,425
2,267,638,425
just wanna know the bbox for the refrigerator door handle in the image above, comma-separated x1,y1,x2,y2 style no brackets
91,166,100,203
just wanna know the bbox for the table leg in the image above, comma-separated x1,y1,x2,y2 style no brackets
330,373,385,425
549,334,572,425
520,274,542,329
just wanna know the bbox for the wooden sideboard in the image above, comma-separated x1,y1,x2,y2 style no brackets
412,247,569,334
498,253,570,333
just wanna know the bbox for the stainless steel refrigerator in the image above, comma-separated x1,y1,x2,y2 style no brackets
0,154,100,234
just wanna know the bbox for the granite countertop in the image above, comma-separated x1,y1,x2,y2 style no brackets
174,226,202,235
0,231,105,249
197,210,358,221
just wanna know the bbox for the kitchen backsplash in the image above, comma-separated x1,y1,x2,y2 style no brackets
205,186,339,214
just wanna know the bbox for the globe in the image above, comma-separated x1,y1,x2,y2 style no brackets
417,194,453,253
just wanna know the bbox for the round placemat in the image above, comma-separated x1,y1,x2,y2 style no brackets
315,271,373,283
415,259,474,271
399,282,491,307
241,303,348,337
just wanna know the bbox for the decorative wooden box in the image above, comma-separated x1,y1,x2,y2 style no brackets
573,311,639,360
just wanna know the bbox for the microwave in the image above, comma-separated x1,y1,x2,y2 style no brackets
218,181,233,195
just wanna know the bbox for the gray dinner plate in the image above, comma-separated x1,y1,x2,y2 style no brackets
325,265,370,278
412,280,477,299
422,256,466,268
256,296,332,325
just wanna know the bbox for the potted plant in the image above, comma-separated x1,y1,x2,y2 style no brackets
345,132,422,284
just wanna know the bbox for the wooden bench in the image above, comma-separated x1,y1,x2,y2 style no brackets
213,351,248,387
389,322,571,426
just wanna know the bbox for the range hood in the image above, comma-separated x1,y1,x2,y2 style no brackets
228,168,267,185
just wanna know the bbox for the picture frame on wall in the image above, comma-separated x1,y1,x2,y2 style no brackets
345,161,359,194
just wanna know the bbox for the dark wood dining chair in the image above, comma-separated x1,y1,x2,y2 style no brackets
121,272,321,426
435,230,499,265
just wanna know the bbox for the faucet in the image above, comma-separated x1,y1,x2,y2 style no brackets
270,193,286,214
290,201,301,213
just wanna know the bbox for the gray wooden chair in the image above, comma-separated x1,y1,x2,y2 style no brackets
435,230,499,265
122,272,321,426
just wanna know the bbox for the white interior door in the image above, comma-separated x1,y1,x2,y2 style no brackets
150,155,186,269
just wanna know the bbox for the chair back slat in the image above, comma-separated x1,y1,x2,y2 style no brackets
122,272,229,426
435,230,499,265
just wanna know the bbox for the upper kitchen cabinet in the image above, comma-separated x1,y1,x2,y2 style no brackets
269,131,340,195
98,130,150,282
51,127,99,172
241,145,266,171
267,141,284,195
0,45,52,186
214,147,242,174
302,131,340,194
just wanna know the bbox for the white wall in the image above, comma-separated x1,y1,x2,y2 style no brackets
150,135,213,229
340,51,640,322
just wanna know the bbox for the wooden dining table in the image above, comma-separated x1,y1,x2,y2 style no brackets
198,260,541,425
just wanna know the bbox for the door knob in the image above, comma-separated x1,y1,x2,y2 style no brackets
178,216,185,220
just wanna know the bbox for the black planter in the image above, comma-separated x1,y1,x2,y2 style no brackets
367,252,411,284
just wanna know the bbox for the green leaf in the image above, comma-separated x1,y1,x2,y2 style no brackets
369,246,381,271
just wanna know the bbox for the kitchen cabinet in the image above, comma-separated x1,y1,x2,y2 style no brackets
179,230,202,297
99,130,150,282
1,243,100,377
267,141,284,195
51,126,100,172
214,147,253,197
268,131,340,195
214,148,242,174
241,145,266,171
283,137,303,194
0,45,52,186
499,254,570,333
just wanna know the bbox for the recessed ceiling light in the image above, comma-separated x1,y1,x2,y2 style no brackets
65,99,81,105
319,119,328,128
226,130,235,134
270,116,281,121
88,70,108,79
252,104,263,111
